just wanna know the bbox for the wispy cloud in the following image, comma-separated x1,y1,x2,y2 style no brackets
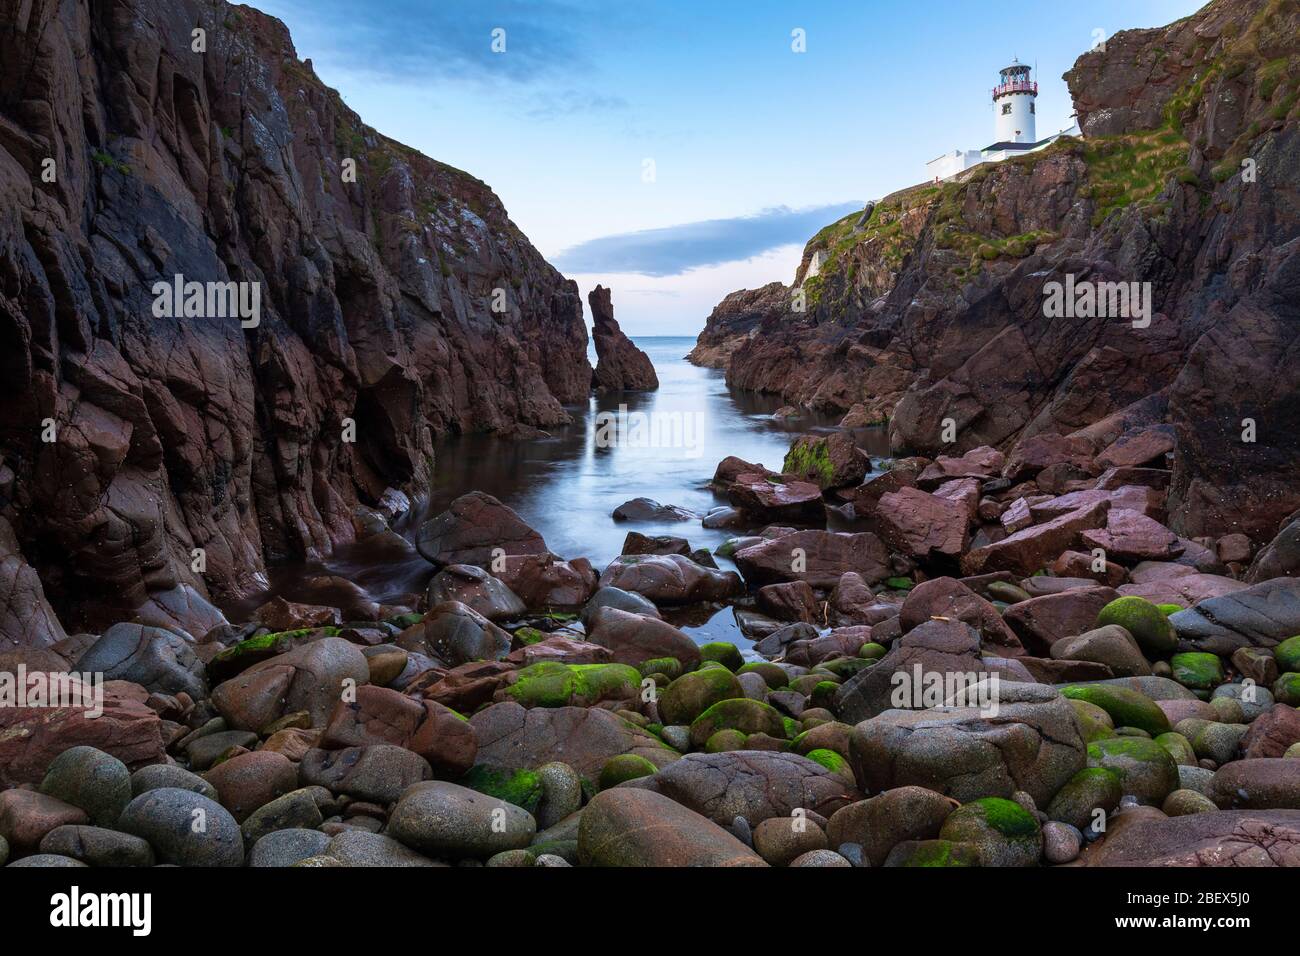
258,0,606,84
524,90,630,119
552,202,864,277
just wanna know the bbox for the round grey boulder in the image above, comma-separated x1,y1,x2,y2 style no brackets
117,788,244,867
39,746,132,827
388,781,536,858
131,764,219,801
248,829,332,867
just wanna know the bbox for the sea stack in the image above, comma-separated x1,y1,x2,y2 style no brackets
590,285,659,391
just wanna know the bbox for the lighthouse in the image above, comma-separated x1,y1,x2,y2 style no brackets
924,57,1075,181
993,59,1037,144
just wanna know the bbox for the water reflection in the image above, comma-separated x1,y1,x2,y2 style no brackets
227,337,889,645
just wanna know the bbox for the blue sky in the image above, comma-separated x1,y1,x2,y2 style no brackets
253,0,1204,335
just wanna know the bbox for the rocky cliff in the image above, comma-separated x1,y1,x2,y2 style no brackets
0,0,593,641
691,0,1300,543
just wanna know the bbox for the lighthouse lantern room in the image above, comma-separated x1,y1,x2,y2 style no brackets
993,59,1037,144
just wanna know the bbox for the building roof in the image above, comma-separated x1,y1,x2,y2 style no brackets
981,134,1057,152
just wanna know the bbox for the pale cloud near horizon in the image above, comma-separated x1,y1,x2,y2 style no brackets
570,243,805,337
552,203,862,277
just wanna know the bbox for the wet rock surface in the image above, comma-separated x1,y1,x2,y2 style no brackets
2,0,1299,872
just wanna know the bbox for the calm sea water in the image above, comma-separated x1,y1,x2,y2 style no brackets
234,337,886,645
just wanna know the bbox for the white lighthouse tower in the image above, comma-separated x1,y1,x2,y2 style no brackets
992,59,1037,144
923,57,1076,182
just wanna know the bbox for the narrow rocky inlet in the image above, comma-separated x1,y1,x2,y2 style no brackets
0,0,1298,887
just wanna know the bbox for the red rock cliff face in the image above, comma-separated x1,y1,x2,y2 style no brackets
691,0,1300,541
0,0,592,639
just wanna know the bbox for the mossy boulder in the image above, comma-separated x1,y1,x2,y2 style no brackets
810,681,840,711
459,766,543,815
1096,596,1176,655
818,658,872,680
1162,789,1218,816
638,657,682,680
1060,684,1170,736
1045,766,1123,832
1156,603,1183,616
689,697,787,747
506,662,641,708
1188,721,1247,765
1276,635,1300,673
598,754,659,790
1273,672,1300,706
512,626,547,646
938,797,1042,867
858,642,887,661
208,627,340,680
699,642,743,671
883,839,980,867
1154,731,1197,767
658,667,744,726
705,729,748,752
737,661,788,689
1067,698,1117,742
1170,652,1224,691
1086,737,1179,804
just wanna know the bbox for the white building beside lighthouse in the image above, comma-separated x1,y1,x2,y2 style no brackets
925,59,1079,182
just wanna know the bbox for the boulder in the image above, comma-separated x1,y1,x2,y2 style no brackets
320,684,478,776
416,492,548,567
1081,810,1300,866
728,473,825,522
597,554,742,605
1081,509,1183,562
116,789,244,866
388,780,536,858
734,530,889,589
1050,625,1152,677
0,790,89,853
1169,578,1300,654
72,623,205,699
577,788,766,866
898,577,1022,653
424,565,526,621
470,702,679,779
869,487,971,563
782,432,867,490
632,751,858,825
298,745,433,803
397,602,511,666
1207,759,1300,810
0,683,164,787
585,607,702,667
916,446,1005,488
494,553,598,609
849,683,1087,806
825,786,956,866
961,501,1110,577
834,619,985,724
211,637,370,730
1002,587,1120,656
